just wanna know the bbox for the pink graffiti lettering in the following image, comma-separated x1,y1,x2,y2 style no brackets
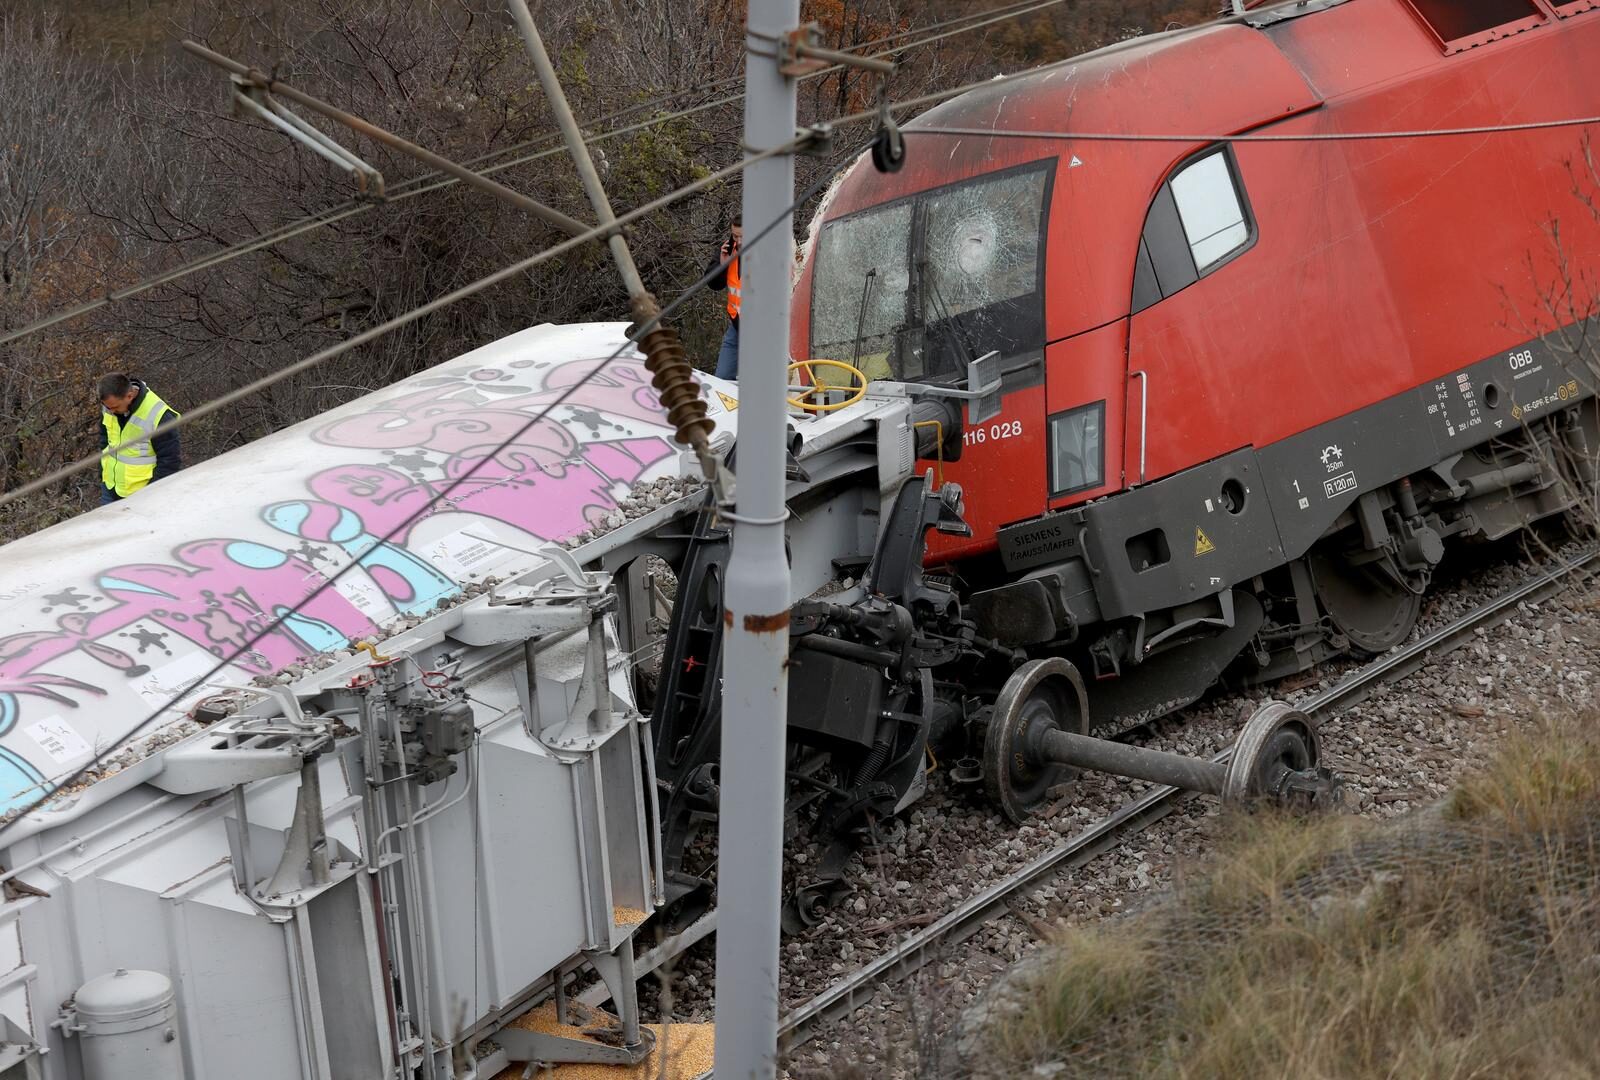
315,356,672,454
0,540,379,713
308,436,673,545
305,356,679,545
97,541,377,671
0,350,690,745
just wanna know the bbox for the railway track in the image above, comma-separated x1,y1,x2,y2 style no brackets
462,540,1595,1080
753,543,1600,1065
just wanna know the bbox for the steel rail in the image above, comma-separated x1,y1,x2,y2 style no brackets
766,544,1600,1057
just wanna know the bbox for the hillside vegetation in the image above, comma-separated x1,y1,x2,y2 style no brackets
972,713,1600,1079
0,0,1214,539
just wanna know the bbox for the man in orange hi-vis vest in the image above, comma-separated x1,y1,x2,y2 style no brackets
708,217,742,379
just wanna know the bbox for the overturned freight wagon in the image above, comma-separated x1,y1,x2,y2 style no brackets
0,319,1030,1078
0,324,738,1078
0,311,1352,1079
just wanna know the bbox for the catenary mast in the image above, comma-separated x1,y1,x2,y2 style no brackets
713,0,801,1072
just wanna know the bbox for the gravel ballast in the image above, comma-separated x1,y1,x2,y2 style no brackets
639,540,1600,1079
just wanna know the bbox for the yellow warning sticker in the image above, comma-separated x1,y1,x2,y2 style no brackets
1195,527,1216,556
716,390,738,411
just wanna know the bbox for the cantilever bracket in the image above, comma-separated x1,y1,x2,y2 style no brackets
773,24,897,78
231,78,385,197
796,122,836,157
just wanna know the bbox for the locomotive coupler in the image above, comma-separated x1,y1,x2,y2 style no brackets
982,659,1342,822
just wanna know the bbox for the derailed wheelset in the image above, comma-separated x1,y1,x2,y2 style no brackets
982,658,1343,823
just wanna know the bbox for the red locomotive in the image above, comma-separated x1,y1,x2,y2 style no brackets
654,0,1600,923
791,0,1600,725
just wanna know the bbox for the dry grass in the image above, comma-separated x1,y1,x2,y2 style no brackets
1448,715,1600,830
974,714,1600,1080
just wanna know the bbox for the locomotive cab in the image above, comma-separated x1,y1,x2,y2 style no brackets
792,26,1322,559
793,7,1600,730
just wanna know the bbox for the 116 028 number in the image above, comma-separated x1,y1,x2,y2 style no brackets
963,419,1023,447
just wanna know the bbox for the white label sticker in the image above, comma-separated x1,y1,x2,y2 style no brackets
25,717,92,765
133,652,217,709
427,528,507,579
335,575,394,621
1323,471,1359,499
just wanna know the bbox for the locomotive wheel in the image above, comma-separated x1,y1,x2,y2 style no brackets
781,883,832,934
983,658,1089,824
1223,702,1327,806
1308,547,1422,655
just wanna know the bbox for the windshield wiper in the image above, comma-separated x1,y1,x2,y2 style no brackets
851,267,878,372
922,262,978,375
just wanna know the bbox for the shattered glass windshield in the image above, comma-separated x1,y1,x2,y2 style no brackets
811,201,913,378
809,162,1051,384
922,170,1047,321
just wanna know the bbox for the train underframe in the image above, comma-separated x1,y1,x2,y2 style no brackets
16,369,1592,1077
638,393,1600,931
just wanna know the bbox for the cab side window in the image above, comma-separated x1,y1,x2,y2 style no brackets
1132,146,1254,313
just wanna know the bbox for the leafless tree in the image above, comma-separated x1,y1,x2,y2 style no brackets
0,13,187,532
0,0,1188,541
1494,134,1600,544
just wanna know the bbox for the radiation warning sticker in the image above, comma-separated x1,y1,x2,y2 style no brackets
716,390,738,411
1195,527,1216,556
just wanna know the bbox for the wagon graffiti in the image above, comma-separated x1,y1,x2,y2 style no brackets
0,344,684,813
0,539,378,709
120,629,172,656
96,539,378,669
40,589,95,614
296,434,673,549
293,355,677,555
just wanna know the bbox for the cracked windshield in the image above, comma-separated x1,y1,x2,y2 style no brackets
812,165,1048,383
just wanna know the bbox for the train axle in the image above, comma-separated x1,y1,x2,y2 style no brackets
983,659,1341,821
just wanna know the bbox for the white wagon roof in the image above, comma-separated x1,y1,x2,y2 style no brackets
0,322,743,815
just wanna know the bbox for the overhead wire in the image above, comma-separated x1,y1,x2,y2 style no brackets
0,91,733,349
5,0,1589,841
906,115,1600,143
0,145,865,844
0,3,1100,511
0,0,1365,355
0,135,800,511
11,4,1600,511
0,0,1068,351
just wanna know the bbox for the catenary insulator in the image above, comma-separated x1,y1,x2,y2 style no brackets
631,294,718,480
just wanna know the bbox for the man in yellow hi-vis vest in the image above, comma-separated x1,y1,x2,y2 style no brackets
708,216,742,380
97,373,181,504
